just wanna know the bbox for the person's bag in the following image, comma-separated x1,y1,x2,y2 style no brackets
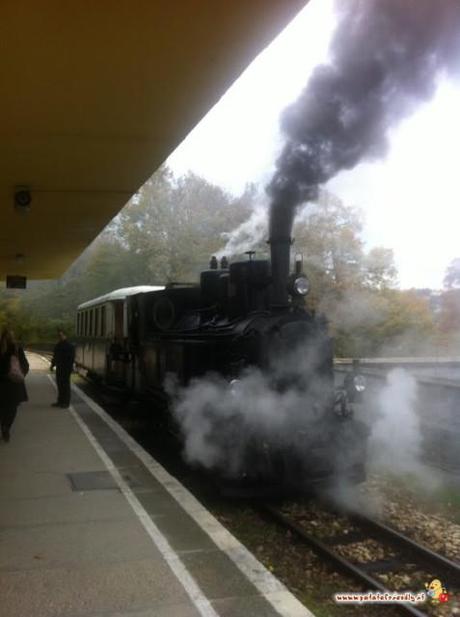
8,354,25,383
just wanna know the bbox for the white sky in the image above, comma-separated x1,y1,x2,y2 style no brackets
168,0,460,290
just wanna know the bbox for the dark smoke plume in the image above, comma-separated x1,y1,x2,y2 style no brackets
269,0,460,236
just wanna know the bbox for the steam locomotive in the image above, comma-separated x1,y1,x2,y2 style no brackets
76,239,368,489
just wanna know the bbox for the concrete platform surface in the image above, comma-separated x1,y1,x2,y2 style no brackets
0,354,315,617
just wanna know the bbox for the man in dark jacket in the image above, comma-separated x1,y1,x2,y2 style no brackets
50,330,75,408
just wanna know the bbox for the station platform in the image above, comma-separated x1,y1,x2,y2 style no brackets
0,354,314,617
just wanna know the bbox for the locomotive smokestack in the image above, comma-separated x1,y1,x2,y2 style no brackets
269,236,291,307
267,0,460,295
268,193,296,307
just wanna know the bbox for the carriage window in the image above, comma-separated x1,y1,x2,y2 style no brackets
114,302,124,339
89,310,93,336
77,313,81,336
95,308,100,338
101,306,106,337
84,311,88,336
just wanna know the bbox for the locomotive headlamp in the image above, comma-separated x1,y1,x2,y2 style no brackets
293,276,310,296
353,375,366,392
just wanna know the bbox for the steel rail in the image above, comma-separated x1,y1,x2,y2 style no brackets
260,505,450,617
351,512,460,583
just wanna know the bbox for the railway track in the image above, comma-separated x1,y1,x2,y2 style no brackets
260,503,460,617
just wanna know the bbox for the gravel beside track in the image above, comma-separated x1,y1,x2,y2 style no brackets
275,500,460,617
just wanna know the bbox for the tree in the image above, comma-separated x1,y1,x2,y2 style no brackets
371,290,436,354
435,259,460,352
292,190,397,310
363,247,398,290
438,289,460,342
289,190,433,356
293,190,364,308
330,289,436,356
118,167,255,282
443,257,460,289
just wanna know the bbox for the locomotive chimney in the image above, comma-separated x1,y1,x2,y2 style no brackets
268,196,295,307
269,238,291,307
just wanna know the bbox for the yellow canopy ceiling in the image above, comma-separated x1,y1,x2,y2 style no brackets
0,0,305,281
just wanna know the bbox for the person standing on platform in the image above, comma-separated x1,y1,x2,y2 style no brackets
50,330,75,409
0,327,29,442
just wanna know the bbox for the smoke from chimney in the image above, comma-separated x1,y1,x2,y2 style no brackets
268,0,460,241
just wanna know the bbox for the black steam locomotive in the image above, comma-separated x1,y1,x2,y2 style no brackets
76,238,368,489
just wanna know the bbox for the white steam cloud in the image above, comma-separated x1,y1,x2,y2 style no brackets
216,204,267,259
215,198,322,262
166,336,339,480
367,368,422,474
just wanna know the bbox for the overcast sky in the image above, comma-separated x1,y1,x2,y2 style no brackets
168,0,460,290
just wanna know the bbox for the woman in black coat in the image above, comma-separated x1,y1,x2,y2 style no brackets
0,328,29,442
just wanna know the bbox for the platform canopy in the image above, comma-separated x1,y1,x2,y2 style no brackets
0,0,306,281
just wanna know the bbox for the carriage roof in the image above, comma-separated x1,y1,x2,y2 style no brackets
77,286,164,310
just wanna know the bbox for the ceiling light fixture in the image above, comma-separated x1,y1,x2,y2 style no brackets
14,187,32,214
